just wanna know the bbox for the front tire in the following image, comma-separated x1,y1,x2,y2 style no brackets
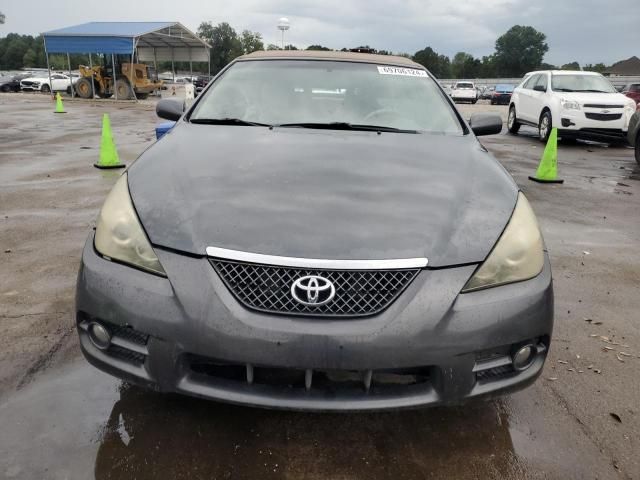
41,84,51,93
507,105,521,134
75,77,94,99
538,110,552,143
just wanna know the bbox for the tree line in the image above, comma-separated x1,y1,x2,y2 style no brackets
0,21,611,79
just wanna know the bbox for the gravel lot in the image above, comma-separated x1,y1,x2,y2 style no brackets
0,93,639,480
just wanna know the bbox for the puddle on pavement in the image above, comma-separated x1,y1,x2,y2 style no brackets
0,357,610,480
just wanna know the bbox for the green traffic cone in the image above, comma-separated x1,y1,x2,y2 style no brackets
94,113,126,169
529,127,564,184
54,92,66,114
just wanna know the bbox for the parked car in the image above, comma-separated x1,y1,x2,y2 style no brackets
20,73,79,93
628,104,640,165
0,73,30,92
193,75,212,96
451,81,478,103
491,84,515,105
480,86,495,100
621,83,640,104
508,70,637,143
76,51,552,411
440,83,453,96
158,71,175,82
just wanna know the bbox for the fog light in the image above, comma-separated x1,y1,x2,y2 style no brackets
88,322,111,350
512,344,536,371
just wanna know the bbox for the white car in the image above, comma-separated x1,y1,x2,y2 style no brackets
20,73,79,93
508,70,637,143
451,81,478,104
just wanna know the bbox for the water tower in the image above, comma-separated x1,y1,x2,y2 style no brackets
277,17,290,50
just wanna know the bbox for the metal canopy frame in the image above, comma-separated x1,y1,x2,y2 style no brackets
42,22,210,101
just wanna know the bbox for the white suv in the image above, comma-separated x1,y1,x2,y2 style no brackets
508,70,637,143
451,81,478,104
20,73,79,93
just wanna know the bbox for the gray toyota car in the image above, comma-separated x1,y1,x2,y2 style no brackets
76,51,553,411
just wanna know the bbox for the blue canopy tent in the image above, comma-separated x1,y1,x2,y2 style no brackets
42,22,210,100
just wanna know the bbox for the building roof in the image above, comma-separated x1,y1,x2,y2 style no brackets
43,22,177,37
43,22,209,55
238,50,423,68
606,56,640,75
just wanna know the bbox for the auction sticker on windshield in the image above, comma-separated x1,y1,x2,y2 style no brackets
377,66,428,77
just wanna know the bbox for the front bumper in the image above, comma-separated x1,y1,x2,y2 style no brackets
76,234,554,411
558,108,631,142
491,94,512,105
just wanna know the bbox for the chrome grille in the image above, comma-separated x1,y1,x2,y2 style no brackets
211,259,420,317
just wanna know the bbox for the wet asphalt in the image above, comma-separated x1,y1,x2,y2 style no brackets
0,94,639,479
0,357,619,479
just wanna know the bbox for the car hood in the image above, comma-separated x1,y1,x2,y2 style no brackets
128,124,518,267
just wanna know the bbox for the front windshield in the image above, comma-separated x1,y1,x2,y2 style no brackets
551,74,616,93
191,60,463,134
455,83,474,89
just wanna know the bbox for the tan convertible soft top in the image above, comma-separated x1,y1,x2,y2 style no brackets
236,50,424,69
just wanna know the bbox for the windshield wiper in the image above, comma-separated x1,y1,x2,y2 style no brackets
275,122,417,133
190,117,271,127
553,88,575,92
573,89,611,93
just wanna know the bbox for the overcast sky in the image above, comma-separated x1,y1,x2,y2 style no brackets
2,0,638,65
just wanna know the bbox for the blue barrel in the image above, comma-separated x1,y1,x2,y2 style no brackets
155,121,176,140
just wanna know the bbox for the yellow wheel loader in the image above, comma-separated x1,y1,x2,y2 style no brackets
75,55,163,100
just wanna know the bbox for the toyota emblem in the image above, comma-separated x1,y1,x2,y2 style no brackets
291,275,336,306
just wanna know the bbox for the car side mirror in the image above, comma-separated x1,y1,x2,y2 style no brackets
156,99,185,121
469,113,503,136
533,85,547,92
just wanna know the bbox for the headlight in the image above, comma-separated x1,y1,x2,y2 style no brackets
561,99,580,110
462,193,544,292
94,173,166,276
